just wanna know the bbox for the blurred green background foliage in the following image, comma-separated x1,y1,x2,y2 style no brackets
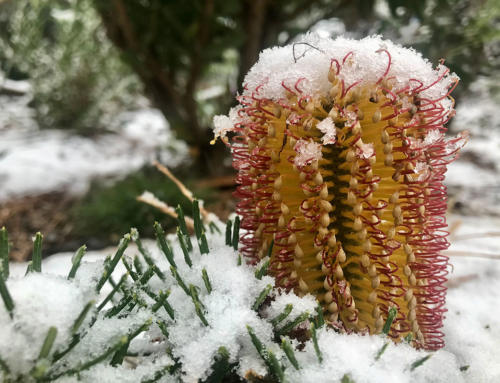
0,0,498,255
1,0,498,158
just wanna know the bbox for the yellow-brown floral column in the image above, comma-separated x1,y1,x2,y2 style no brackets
214,36,467,350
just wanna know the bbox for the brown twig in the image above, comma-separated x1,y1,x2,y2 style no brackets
152,161,210,221
137,191,194,231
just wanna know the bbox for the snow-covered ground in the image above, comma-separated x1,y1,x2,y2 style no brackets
6,213,500,382
0,84,187,201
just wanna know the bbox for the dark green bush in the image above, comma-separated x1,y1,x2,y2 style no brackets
72,167,212,243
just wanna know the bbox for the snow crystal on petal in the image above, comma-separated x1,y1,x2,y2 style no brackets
424,129,443,146
316,117,337,145
294,139,323,167
414,161,430,181
445,131,470,155
356,142,374,159
286,112,302,126
212,114,235,142
344,110,358,126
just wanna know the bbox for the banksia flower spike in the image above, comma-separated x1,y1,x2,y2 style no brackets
213,35,467,350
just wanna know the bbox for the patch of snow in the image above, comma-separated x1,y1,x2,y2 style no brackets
0,107,188,201
263,291,317,323
243,34,457,110
55,355,174,383
288,329,462,383
0,78,31,94
0,273,96,377
445,215,500,382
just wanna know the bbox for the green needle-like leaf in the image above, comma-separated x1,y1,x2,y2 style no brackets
247,326,284,382
254,258,270,280
410,355,432,371
315,303,325,328
154,222,177,268
382,307,398,335
38,327,58,360
266,350,285,383
205,346,231,383
170,266,189,295
0,227,9,280
208,221,221,234
72,301,95,333
270,304,293,327
67,245,86,279
96,234,131,293
375,342,389,361
225,220,232,246
252,284,272,311
133,255,144,275
281,337,300,370
202,268,212,293
192,200,204,240
133,230,166,281
199,231,209,254
97,275,127,312
246,325,264,354
176,205,192,251
277,312,310,336
177,228,192,267
311,322,323,363
232,216,240,251
32,232,43,273
0,274,14,319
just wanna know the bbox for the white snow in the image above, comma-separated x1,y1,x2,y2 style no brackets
212,115,233,142
293,139,323,167
243,34,456,109
287,329,462,383
316,117,336,145
263,291,318,324
55,355,175,383
444,215,500,382
0,273,96,377
0,95,188,201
